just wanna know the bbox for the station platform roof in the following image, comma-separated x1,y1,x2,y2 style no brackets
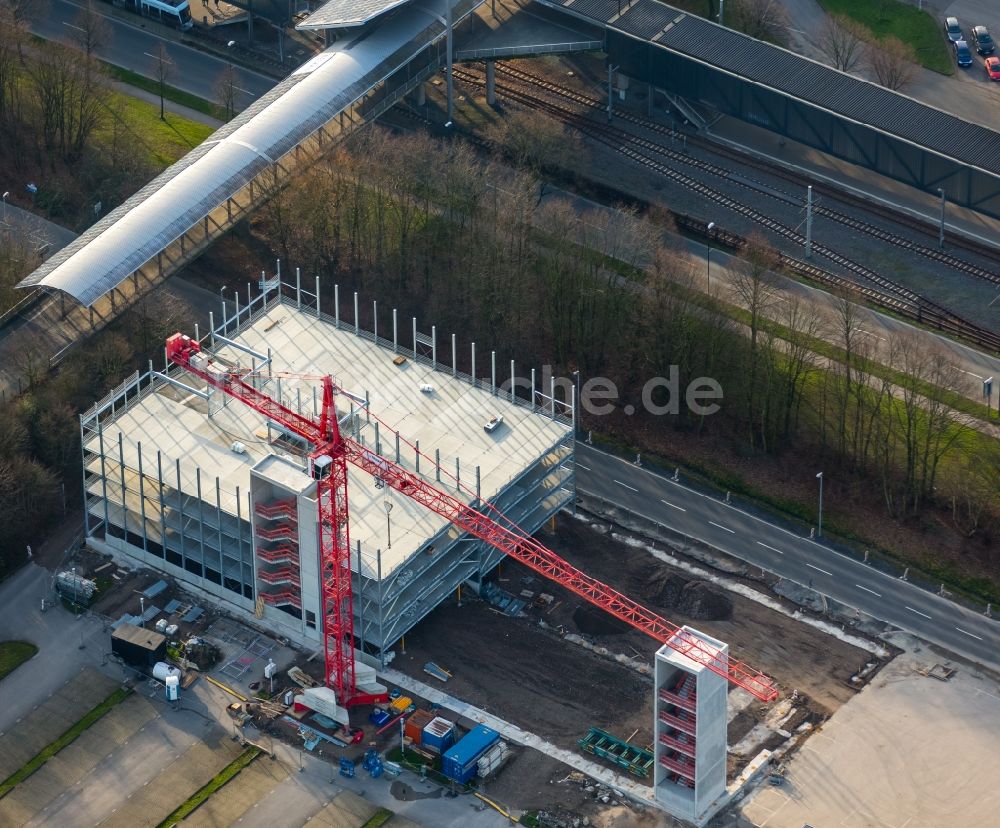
18,0,482,308
298,0,413,30
537,0,1000,176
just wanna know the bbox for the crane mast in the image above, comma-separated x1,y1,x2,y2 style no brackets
165,333,778,704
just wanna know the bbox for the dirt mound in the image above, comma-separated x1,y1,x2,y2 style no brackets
643,569,731,621
676,581,732,620
573,604,632,636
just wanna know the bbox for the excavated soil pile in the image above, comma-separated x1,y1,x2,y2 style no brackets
646,568,733,621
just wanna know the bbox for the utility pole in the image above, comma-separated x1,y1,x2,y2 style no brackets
445,0,454,126
815,471,824,538
706,222,715,292
938,188,946,248
804,185,813,259
607,64,619,122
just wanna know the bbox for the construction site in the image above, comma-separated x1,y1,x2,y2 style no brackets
2,0,999,826
63,273,887,826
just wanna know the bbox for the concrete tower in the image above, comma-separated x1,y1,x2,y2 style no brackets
653,626,729,826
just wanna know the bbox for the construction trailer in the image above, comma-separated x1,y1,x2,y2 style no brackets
80,280,575,664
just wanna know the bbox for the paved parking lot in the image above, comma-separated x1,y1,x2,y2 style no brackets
739,639,1000,827
0,687,242,828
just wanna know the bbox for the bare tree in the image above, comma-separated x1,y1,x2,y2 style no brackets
70,0,111,62
728,0,791,47
0,3,27,127
730,234,780,447
818,14,869,72
150,42,173,120
868,36,917,91
214,63,238,122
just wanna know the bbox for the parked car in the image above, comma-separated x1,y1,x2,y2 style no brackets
483,415,503,433
971,25,995,55
986,56,1000,80
954,39,974,67
944,16,963,43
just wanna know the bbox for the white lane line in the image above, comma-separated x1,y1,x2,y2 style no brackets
575,462,591,471
708,521,735,534
806,562,832,576
905,606,932,620
660,499,686,512
614,479,638,492
855,585,881,597
757,541,783,555
956,627,983,641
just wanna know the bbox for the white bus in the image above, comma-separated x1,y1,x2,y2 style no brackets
111,0,194,31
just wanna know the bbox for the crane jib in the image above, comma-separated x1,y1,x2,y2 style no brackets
165,333,778,704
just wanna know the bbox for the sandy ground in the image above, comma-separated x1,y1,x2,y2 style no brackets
739,633,1000,828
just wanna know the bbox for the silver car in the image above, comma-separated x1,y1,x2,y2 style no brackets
944,16,963,43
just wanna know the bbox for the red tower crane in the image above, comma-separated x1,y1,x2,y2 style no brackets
165,333,779,705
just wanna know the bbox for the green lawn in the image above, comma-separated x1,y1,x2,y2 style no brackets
97,92,216,168
0,641,37,682
818,0,953,74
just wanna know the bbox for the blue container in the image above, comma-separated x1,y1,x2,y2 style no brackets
421,716,455,754
442,725,500,784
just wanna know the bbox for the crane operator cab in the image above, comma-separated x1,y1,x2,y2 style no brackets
311,455,333,480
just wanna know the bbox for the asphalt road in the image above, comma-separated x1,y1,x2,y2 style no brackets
573,442,1000,672
30,0,276,103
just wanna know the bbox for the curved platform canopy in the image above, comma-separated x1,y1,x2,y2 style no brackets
298,0,414,30
18,0,478,308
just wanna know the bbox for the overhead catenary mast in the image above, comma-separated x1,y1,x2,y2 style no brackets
166,333,779,705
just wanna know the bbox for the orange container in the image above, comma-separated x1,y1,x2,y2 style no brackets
404,709,435,745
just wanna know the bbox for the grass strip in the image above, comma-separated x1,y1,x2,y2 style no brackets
817,0,952,74
0,686,132,799
156,746,261,827
0,641,38,682
361,808,394,828
104,64,225,121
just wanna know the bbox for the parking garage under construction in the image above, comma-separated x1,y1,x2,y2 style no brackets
80,280,576,660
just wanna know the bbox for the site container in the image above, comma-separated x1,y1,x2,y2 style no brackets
421,717,455,754
405,710,435,744
442,725,500,784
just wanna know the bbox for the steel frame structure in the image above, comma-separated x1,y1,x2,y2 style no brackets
166,333,778,704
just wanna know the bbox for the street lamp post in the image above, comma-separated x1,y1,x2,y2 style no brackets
815,472,824,538
706,222,716,293
2,191,8,223
384,499,393,549
572,370,580,432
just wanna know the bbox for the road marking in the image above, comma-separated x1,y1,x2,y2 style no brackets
905,606,932,620
708,521,735,534
614,479,638,492
956,627,983,641
757,541,782,554
855,585,881,597
575,462,591,471
660,499,686,512
806,563,832,576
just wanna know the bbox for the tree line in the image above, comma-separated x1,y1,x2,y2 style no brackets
256,126,999,564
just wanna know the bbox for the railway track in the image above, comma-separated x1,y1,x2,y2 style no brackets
449,67,1000,353
491,62,1000,291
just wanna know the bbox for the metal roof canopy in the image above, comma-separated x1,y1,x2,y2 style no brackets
536,0,1000,177
18,0,482,308
298,0,413,29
